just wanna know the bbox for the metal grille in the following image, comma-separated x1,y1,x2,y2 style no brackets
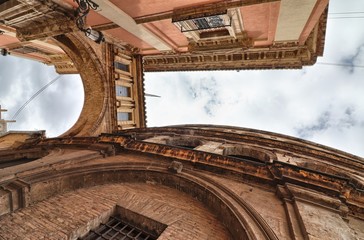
80,215,158,240
178,15,231,32
193,18,210,29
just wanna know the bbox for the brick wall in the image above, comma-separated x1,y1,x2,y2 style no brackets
0,183,231,240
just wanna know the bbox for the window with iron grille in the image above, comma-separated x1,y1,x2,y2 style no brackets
176,14,231,33
79,215,158,240
193,15,225,30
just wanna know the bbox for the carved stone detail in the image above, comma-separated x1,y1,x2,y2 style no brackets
17,18,76,41
50,54,78,74
143,46,307,71
188,32,253,52
168,161,183,173
1,0,76,41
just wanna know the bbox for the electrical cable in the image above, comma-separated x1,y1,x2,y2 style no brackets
10,75,62,121
329,12,364,15
316,62,364,68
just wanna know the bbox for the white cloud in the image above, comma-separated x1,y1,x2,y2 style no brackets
0,56,84,137
145,0,364,157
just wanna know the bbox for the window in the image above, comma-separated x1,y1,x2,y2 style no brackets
193,18,210,29
193,15,225,30
114,62,129,72
79,215,158,240
117,112,132,121
176,14,231,33
116,85,131,97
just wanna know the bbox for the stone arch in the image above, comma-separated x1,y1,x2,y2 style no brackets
19,162,278,239
223,145,277,163
30,182,230,239
52,32,112,137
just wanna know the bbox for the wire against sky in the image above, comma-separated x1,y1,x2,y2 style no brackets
329,11,364,15
328,11,364,19
316,62,364,68
10,75,62,121
9,60,362,123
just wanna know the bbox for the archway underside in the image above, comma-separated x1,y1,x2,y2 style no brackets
53,33,110,137
0,147,281,240
1,182,232,239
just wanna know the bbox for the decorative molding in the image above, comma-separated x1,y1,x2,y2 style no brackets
143,46,307,71
0,180,30,215
276,185,306,240
1,0,76,41
188,32,253,52
276,183,354,239
287,184,349,216
168,161,183,173
17,17,76,41
48,54,78,74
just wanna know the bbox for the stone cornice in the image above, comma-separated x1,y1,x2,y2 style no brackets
188,32,253,52
0,127,363,221
1,0,76,41
143,42,314,71
116,126,364,170
28,129,355,218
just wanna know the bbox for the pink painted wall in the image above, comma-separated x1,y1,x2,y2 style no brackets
240,2,280,47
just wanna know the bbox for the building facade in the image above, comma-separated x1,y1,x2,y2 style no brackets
1,0,329,71
1,1,364,239
0,125,363,239
1,0,329,135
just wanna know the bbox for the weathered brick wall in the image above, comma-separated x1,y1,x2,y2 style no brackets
0,183,231,240
1,130,363,240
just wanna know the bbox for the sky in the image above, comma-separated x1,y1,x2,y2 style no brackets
0,0,364,157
